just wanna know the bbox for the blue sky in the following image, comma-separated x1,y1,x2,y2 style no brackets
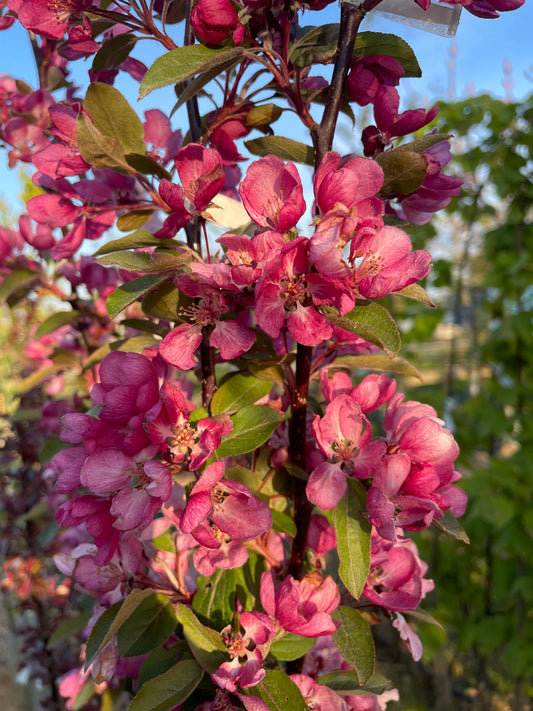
0,1,532,211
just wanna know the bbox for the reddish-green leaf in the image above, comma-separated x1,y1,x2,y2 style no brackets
245,135,314,166
129,659,203,711
320,303,401,357
117,593,178,657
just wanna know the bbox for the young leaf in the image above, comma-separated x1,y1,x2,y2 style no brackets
106,274,169,319
35,310,80,339
140,45,245,98
244,136,314,165
395,133,452,154
332,606,375,684
76,112,129,172
269,633,316,661
244,669,308,710
333,480,371,600
97,250,186,273
116,209,155,231
0,267,38,301
129,659,204,711
47,610,93,650
94,231,174,256
393,283,435,308
192,569,236,630
84,82,146,156
433,510,470,543
125,153,172,181
354,31,421,78
234,549,267,612
92,33,138,72
320,303,401,357
376,149,427,195
289,24,340,67
117,593,178,657
215,405,283,458
142,280,187,321
174,603,227,673
211,373,273,416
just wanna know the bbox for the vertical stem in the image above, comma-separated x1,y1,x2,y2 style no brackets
287,1,366,581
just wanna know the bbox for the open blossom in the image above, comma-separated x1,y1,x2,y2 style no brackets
175,143,225,213
306,394,385,510
363,528,434,611
260,571,340,637
290,674,347,711
239,155,306,232
12,0,94,39
180,461,272,547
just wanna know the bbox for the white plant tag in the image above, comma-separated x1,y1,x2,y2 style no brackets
370,0,462,37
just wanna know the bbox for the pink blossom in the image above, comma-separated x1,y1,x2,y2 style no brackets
363,528,434,611
313,151,384,216
175,143,225,213
392,612,423,661
239,155,306,232
14,0,93,39
32,104,90,178
144,109,182,164
347,55,405,106
260,571,340,637
290,674,347,710
180,462,272,546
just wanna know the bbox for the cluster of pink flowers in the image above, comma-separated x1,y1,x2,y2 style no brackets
0,0,522,704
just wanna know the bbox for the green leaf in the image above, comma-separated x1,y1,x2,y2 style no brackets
92,32,138,72
85,590,160,669
192,569,236,630
393,283,435,308
269,633,315,661
47,610,93,650
290,24,340,67
35,310,80,339
143,281,187,321
106,274,169,319
333,480,371,600
97,250,188,273
84,82,146,155
318,671,392,696
376,149,427,195
332,607,375,683
76,112,129,171
320,302,401,357
151,529,176,553
235,549,267,612
433,510,470,543
125,153,172,181
245,136,314,165
116,208,155,231
211,373,273,416
271,508,297,536
216,405,283,458
245,669,307,710
245,103,283,128
172,53,244,113
354,32,421,78
119,318,167,336
94,231,173,256
396,133,452,154
137,642,186,690
117,594,178,657
174,603,227,673
321,353,422,380
0,267,38,301
140,45,245,98
129,659,203,711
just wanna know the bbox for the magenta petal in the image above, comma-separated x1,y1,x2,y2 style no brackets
159,323,202,370
80,449,133,493
306,462,346,510
180,491,212,533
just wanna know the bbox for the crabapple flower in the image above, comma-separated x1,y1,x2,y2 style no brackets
260,570,340,637
306,395,385,510
346,55,405,106
13,0,93,39
180,461,272,547
290,674,347,711
174,143,225,213
239,155,306,232
363,528,434,611
255,237,353,347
